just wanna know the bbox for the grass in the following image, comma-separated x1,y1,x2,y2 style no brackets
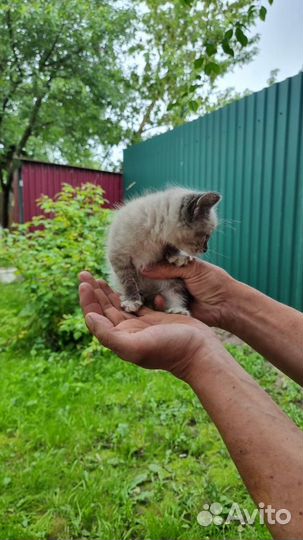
0,283,302,540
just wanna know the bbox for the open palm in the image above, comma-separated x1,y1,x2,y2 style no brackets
79,271,212,378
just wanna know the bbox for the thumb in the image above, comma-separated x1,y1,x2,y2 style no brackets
142,259,201,280
85,312,139,362
85,312,114,347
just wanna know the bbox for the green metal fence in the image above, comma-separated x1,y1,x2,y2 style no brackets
124,73,303,310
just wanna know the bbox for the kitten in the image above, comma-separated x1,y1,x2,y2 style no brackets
107,187,221,315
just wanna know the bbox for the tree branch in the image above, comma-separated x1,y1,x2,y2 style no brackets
16,75,54,154
38,23,65,71
43,47,84,71
0,76,23,128
0,144,16,188
17,97,43,152
6,9,23,80
0,10,26,127
136,98,157,137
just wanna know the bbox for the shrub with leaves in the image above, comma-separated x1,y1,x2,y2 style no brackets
0,183,110,349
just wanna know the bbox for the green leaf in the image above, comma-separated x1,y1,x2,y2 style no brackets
148,463,171,480
224,29,233,40
235,26,248,47
204,62,221,76
148,464,162,474
3,477,12,487
259,6,267,21
189,84,199,93
129,473,149,490
205,42,217,56
188,100,200,113
268,0,274,4
222,40,234,57
133,490,154,502
167,101,177,111
194,56,204,70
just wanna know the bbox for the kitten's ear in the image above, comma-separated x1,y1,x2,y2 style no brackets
197,192,221,208
185,192,221,221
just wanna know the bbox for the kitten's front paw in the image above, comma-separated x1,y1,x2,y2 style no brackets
167,252,193,267
121,299,143,313
166,306,190,316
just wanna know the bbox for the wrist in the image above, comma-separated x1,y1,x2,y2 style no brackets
220,278,250,332
181,332,228,387
220,278,264,338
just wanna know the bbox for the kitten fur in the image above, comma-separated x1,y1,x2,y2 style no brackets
107,187,221,315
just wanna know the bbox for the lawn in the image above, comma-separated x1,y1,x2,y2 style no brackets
0,282,302,540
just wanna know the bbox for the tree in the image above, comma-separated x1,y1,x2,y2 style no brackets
267,68,280,87
0,0,132,227
121,0,271,144
0,0,273,227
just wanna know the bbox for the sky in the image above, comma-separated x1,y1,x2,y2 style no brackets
218,0,303,93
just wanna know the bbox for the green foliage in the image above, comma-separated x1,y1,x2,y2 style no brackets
117,0,266,142
235,25,249,47
0,0,131,166
0,0,132,226
0,283,301,539
0,0,274,214
0,183,110,349
259,5,267,20
178,1,273,104
222,39,235,57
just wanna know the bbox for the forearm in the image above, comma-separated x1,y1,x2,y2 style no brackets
222,281,303,385
186,342,303,540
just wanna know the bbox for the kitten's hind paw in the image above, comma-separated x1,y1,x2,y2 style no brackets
121,299,143,313
166,306,190,316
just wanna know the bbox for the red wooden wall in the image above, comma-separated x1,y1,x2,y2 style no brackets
13,160,123,223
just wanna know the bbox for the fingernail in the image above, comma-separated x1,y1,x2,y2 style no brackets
86,314,95,331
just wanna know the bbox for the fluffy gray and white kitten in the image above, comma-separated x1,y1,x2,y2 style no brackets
107,187,221,315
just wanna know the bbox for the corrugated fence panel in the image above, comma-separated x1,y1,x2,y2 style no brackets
124,73,303,310
20,161,123,223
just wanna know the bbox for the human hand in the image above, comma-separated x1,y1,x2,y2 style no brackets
142,258,234,328
79,271,217,382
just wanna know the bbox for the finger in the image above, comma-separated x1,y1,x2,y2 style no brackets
85,312,113,343
94,287,133,325
138,300,165,316
97,279,123,310
137,305,156,316
137,296,166,314
154,294,166,311
79,282,103,316
80,272,110,294
80,272,128,313
85,313,139,360
79,271,98,287
142,258,203,280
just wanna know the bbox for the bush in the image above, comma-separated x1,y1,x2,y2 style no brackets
0,183,110,349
